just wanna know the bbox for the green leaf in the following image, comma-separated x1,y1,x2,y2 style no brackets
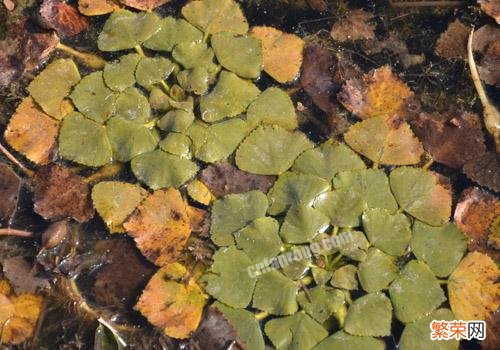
103,54,141,92
200,71,260,122
399,309,459,350
112,87,151,124
201,246,256,308
411,221,467,277
314,190,365,228
331,264,358,290
338,231,370,261
267,172,330,215
344,292,392,337
172,41,218,71
91,181,148,233
253,270,298,315
187,119,249,163
357,248,399,293
236,125,314,175
211,32,262,79
280,205,329,244
389,260,446,323
59,112,113,167
362,208,412,256
333,168,398,212
297,285,344,323
210,190,268,246
27,58,81,119
234,217,282,263
70,71,116,123
181,0,249,35
265,312,328,350
311,267,333,286
314,331,385,350
246,87,298,130
144,17,203,52
159,133,192,159
97,9,161,51
390,167,451,226
131,149,198,189
177,67,212,95
135,57,175,89
213,302,265,350
157,109,195,133
106,117,159,162
293,141,366,181
281,258,310,280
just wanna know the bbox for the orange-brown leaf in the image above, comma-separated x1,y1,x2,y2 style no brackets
118,0,170,11
39,0,89,37
250,26,304,83
124,189,192,266
78,0,120,16
338,65,418,121
330,9,375,42
135,263,207,339
4,97,60,165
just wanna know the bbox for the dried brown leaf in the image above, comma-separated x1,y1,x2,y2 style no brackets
33,164,94,223
199,162,276,198
411,111,487,169
331,9,375,42
191,307,243,350
463,151,500,192
435,20,469,60
362,33,425,68
0,163,21,225
479,0,500,24
478,40,500,86
2,256,49,294
39,0,89,37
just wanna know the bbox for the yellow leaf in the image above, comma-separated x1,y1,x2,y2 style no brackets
124,188,192,266
4,97,60,165
135,263,207,339
448,252,500,320
187,179,213,205
250,26,304,83
78,0,120,16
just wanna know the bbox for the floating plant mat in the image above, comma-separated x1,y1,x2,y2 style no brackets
0,0,499,349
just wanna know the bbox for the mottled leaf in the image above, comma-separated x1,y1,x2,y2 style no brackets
144,17,203,52
344,292,392,337
389,260,446,323
131,150,198,189
103,53,141,92
280,204,329,244
314,190,365,228
297,285,344,323
236,125,313,175
331,264,358,290
234,217,282,263
201,246,256,308
314,330,385,350
27,58,80,119
390,167,452,226
253,270,298,315
246,87,297,130
135,57,175,89
250,26,305,83
357,248,398,293
210,190,268,246
181,0,248,35
200,71,260,122
92,181,148,233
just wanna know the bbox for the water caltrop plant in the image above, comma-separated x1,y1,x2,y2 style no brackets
2,0,497,349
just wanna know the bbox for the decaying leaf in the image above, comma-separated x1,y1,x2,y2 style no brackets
479,0,500,24
92,181,148,233
119,0,170,11
345,115,424,165
344,292,392,337
4,97,59,165
0,163,21,225
0,280,43,345
199,162,275,198
27,58,81,120
78,0,119,16
39,0,89,37
236,125,313,175
330,9,375,42
389,167,452,226
478,40,500,87
123,188,191,266
435,20,470,60
338,66,418,121
463,151,500,192
181,0,248,35
33,164,94,223
135,263,207,339
412,111,486,169
2,256,49,294
454,187,500,260
250,26,305,83
448,252,499,320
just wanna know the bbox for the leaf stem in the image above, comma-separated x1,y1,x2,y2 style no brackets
423,159,433,170
332,226,339,236
254,311,269,321
0,228,33,237
0,142,34,177
56,43,106,69
134,45,146,57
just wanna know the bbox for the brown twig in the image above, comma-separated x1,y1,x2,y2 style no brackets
0,228,33,237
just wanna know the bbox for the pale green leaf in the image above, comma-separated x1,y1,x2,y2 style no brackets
314,331,385,350
157,109,195,133
253,270,298,315
159,133,192,159
338,231,370,261
297,285,344,323
172,41,217,71
280,204,329,244
177,67,212,95
344,292,392,337
311,267,333,286
135,57,175,89
112,87,151,123
331,264,358,290
144,17,203,52
103,53,141,92
234,217,282,263
357,248,398,293
246,87,297,130
314,190,365,228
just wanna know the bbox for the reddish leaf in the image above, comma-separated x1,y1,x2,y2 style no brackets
33,164,94,223
463,152,500,192
454,187,500,261
199,162,276,198
306,0,328,11
39,0,89,37
411,111,487,169
330,9,375,42
479,0,500,24
0,163,21,225
118,0,170,11
435,20,469,60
